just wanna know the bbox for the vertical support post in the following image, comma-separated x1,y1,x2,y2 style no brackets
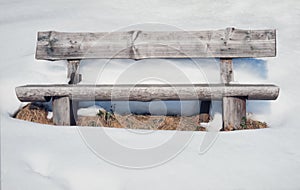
53,96,71,125
67,60,81,125
220,58,234,83
52,59,81,126
220,58,246,130
67,60,82,84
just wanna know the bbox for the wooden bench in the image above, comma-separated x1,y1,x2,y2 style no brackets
15,27,279,130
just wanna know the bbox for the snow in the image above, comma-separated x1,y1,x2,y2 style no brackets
1,0,300,189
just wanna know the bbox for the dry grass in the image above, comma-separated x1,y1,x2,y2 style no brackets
77,114,206,131
77,114,267,131
14,103,52,125
14,104,267,131
243,119,267,129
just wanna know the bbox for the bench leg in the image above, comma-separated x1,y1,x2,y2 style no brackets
222,96,246,130
53,97,77,125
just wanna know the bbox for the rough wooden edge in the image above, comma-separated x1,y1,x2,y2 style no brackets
15,84,280,102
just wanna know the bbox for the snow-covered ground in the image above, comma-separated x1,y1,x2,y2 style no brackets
1,0,300,189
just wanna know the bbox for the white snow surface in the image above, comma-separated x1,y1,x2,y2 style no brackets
1,0,300,189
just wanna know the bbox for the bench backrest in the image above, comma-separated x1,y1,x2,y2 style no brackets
36,28,276,60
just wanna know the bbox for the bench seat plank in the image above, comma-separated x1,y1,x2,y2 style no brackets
16,84,279,102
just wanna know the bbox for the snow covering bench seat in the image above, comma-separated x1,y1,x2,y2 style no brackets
15,27,279,130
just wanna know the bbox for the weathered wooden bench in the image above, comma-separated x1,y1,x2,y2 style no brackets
15,27,279,130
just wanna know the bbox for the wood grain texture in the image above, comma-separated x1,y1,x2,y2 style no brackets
15,84,279,102
220,58,234,84
36,28,276,60
223,96,246,130
52,96,71,125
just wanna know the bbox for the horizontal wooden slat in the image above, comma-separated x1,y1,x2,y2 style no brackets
36,28,276,60
16,84,279,102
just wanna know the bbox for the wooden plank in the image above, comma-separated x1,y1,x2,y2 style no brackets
52,96,71,125
15,84,280,102
36,28,276,60
220,58,246,130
